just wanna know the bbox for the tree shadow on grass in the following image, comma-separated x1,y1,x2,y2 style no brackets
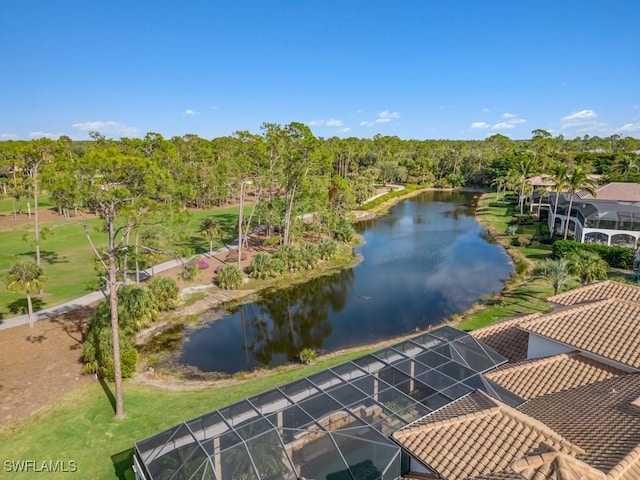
19,250,67,265
98,377,117,414
8,297,45,315
111,448,135,480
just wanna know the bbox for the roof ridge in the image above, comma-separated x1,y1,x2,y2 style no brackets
607,444,640,479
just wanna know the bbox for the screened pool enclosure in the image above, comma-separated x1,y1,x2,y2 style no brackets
134,326,521,480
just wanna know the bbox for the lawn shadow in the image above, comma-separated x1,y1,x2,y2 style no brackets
98,377,117,414
20,250,67,264
8,297,45,315
111,448,135,480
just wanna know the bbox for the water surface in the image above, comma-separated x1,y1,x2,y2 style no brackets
178,191,512,373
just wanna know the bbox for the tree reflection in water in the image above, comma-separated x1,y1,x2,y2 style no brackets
246,269,354,365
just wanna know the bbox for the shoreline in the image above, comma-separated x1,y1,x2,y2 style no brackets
135,187,523,388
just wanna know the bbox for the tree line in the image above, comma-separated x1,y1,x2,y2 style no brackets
1,124,639,418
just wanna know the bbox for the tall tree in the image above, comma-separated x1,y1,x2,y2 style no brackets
562,166,597,240
74,141,172,419
4,260,46,328
548,162,569,237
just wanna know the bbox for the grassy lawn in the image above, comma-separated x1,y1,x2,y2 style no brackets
0,349,374,480
0,205,250,319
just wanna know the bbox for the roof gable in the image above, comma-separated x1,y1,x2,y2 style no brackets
392,391,582,480
548,280,640,306
518,298,640,370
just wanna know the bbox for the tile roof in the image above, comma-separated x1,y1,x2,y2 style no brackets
485,353,626,400
392,391,583,480
548,280,640,306
518,298,640,370
470,313,539,362
579,182,640,202
509,444,606,480
521,374,640,479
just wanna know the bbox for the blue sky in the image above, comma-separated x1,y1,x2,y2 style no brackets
2,1,639,141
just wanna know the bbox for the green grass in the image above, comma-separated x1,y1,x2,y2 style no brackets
0,348,374,480
0,217,108,319
0,195,54,215
0,205,251,319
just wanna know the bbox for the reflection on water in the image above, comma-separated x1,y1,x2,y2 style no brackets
178,191,513,373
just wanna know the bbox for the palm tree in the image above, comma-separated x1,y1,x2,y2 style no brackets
547,162,569,238
515,157,537,214
542,258,572,295
563,166,597,240
566,250,608,285
199,217,221,259
4,260,47,328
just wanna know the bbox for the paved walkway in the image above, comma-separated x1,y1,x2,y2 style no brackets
0,187,404,330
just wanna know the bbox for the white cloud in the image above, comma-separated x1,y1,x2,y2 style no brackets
502,112,516,118
29,131,65,138
492,122,516,130
377,110,400,120
508,118,527,125
338,127,351,133
1,133,18,139
562,109,597,121
375,118,391,124
309,120,324,126
325,119,344,127
72,121,138,136
471,122,490,129
183,109,200,116
619,123,640,133
482,108,490,113
360,121,374,127
356,109,363,114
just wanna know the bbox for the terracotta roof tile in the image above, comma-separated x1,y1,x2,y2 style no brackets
579,182,640,202
548,280,640,306
518,298,640,370
506,443,606,479
471,313,540,362
485,353,626,399
520,374,640,478
393,391,582,480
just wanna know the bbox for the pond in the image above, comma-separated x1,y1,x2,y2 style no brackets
177,191,513,373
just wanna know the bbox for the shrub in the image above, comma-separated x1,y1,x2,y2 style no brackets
117,285,157,331
250,253,275,279
515,235,532,247
332,217,354,243
274,244,303,272
318,238,338,260
298,348,317,364
300,243,319,270
82,304,138,379
505,225,518,236
147,276,179,311
217,264,243,289
180,260,200,281
196,259,210,269
553,239,635,269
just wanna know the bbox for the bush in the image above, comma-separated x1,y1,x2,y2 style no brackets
274,245,303,272
117,285,157,331
180,260,200,281
217,264,243,289
196,259,210,269
250,253,277,279
332,217,354,243
300,243,319,270
102,348,138,380
298,348,317,364
515,235,532,247
147,276,179,311
553,239,635,269
82,303,138,380
318,238,338,260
